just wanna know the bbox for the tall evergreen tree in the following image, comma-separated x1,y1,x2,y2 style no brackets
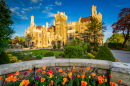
0,0,15,54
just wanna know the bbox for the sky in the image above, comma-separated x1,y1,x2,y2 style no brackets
5,0,130,43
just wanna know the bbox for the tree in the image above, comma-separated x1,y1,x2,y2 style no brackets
108,33,124,43
0,0,15,54
112,8,130,48
85,17,106,45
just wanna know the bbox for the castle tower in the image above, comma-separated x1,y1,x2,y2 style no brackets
91,5,97,17
31,15,34,26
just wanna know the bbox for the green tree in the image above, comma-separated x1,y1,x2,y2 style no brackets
86,17,107,44
0,0,15,54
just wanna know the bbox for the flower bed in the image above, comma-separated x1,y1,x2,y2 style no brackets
0,66,122,86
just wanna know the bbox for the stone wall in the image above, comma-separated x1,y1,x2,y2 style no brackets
0,57,130,86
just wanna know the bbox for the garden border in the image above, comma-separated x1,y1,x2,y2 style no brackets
0,57,130,86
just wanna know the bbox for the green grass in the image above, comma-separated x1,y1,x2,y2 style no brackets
7,49,63,57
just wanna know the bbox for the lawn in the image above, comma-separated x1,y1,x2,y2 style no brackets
20,49,63,57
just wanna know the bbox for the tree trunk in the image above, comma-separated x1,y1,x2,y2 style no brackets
122,30,129,48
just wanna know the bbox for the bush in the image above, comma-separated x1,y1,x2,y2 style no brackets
8,54,18,63
64,45,84,58
58,44,60,49
81,44,87,54
15,60,22,63
87,53,95,59
95,45,115,62
116,46,122,49
23,54,33,61
87,44,92,52
0,52,10,64
50,49,53,51
93,45,98,52
108,43,122,48
44,52,54,57
53,45,56,49
36,55,42,59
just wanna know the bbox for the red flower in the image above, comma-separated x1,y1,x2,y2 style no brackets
109,74,112,77
37,69,41,72
119,80,122,83
9,73,13,77
80,68,83,71
72,70,75,74
48,69,53,75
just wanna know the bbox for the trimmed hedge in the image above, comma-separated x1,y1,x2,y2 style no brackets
95,45,115,62
36,55,42,59
108,43,122,48
0,52,10,64
64,45,84,58
44,52,54,57
58,44,61,49
53,45,56,49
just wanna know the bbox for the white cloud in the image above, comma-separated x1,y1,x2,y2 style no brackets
16,12,20,16
31,0,38,3
42,10,47,13
45,6,53,11
10,7,19,13
50,4,55,6
33,6,40,9
13,34,19,35
55,1,62,5
21,16,28,20
46,12,55,17
21,11,26,15
39,3,42,6
22,7,33,11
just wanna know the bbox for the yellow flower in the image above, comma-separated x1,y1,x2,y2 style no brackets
89,76,91,79
105,78,107,82
91,73,96,77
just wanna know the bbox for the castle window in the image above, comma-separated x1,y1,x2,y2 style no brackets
58,28,59,31
40,41,41,45
39,34,41,37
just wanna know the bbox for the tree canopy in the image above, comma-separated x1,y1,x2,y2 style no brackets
112,8,130,48
0,0,15,54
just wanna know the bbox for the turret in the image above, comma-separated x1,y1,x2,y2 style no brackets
31,15,34,26
91,5,97,17
54,21,55,26
46,22,48,28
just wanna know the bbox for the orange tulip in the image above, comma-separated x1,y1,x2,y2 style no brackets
77,75,80,78
24,80,29,86
0,76,2,80
109,74,112,78
41,78,45,82
91,73,96,77
68,72,72,79
42,66,46,70
80,68,83,71
42,71,46,74
63,78,67,82
63,81,65,85
73,66,75,69
59,69,63,72
62,72,65,75
51,80,54,85
29,68,32,72
99,79,103,84
87,67,90,70
83,72,85,75
81,81,87,86
12,77,17,82
119,79,122,83
37,68,41,72
102,75,105,78
98,76,103,81
72,70,75,74
81,75,85,79
5,78,11,83
15,71,19,75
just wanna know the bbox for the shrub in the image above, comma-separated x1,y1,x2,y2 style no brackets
108,43,122,48
64,45,84,58
50,49,53,51
87,53,95,59
8,54,18,63
44,52,54,57
81,44,87,54
15,60,22,63
53,45,56,49
0,52,10,64
95,45,115,62
23,54,33,61
58,44,60,49
87,44,92,52
36,55,42,59
116,46,121,49
93,45,98,52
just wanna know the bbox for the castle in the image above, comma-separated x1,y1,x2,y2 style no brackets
25,5,104,48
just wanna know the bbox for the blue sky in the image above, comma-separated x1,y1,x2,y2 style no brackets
5,0,130,43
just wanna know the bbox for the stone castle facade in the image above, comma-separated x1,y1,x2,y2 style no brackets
25,5,104,48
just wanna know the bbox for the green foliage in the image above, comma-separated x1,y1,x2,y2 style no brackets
116,46,122,50
36,55,42,59
93,45,98,52
108,33,124,43
80,44,87,53
87,53,95,59
53,45,56,49
108,43,122,48
44,52,54,57
95,45,115,62
50,49,53,51
64,45,84,58
23,54,33,61
58,44,60,49
8,54,18,63
87,44,92,52
0,0,15,54
0,52,10,64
